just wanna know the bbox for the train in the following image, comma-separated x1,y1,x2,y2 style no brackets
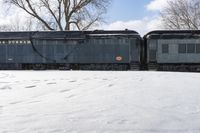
0,30,200,71
145,30,200,72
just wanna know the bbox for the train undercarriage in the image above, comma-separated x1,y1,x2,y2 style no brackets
0,63,140,71
148,63,200,72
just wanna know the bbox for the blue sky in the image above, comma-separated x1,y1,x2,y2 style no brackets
103,0,167,34
107,0,157,22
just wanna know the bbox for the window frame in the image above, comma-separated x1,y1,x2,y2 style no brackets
178,44,187,54
162,44,169,54
196,44,200,53
187,44,196,53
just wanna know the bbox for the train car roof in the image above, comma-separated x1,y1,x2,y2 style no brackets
0,30,140,40
144,30,200,39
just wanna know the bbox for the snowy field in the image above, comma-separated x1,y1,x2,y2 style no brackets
1,71,200,133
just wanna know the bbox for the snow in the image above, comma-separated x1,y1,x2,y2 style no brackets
0,71,200,133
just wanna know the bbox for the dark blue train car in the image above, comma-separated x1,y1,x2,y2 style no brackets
0,30,142,70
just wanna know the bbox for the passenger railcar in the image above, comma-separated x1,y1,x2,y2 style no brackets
145,30,200,71
0,30,142,70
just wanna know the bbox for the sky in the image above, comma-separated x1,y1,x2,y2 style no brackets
107,0,154,22
0,0,169,35
103,0,169,34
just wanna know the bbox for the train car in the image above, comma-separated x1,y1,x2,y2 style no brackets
0,30,142,70
144,30,200,71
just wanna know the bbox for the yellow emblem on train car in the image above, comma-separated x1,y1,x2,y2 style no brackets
116,56,123,61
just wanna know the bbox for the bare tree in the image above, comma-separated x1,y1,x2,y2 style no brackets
3,0,111,31
0,25,12,31
161,0,200,30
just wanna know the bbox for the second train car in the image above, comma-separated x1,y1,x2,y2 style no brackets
145,30,200,72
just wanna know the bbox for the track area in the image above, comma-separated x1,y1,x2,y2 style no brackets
0,71,200,133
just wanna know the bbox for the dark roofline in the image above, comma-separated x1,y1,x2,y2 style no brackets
145,30,200,36
0,30,139,35
0,30,140,40
144,30,200,39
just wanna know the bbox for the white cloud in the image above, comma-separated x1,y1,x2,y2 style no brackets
146,0,170,11
0,0,164,34
104,17,163,35
0,1,28,26
101,0,168,35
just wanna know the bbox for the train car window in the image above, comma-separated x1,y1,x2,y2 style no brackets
3,40,7,44
162,44,169,54
178,44,186,53
196,44,200,53
0,41,3,44
27,40,31,44
187,44,195,53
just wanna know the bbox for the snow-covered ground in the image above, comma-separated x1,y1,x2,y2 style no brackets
0,71,200,133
